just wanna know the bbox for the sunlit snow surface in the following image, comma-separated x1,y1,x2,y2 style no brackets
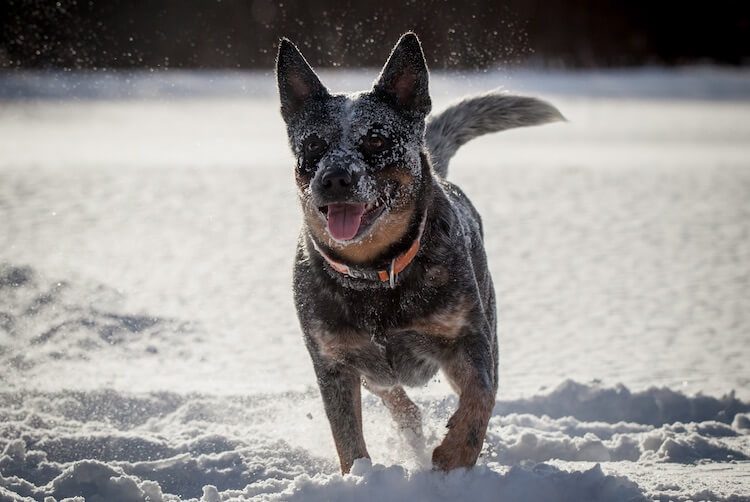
1,68,749,501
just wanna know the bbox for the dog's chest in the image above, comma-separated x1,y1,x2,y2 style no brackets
314,328,435,387
312,302,470,387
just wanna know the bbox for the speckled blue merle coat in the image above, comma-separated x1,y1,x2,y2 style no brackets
276,32,563,473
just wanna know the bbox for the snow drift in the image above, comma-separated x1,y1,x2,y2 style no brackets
1,262,748,500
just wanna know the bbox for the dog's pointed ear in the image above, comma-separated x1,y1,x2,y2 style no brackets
276,38,329,122
373,32,431,118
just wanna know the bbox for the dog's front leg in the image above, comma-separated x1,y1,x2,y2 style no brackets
363,380,423,436
432,343,495,471
314,361,370,473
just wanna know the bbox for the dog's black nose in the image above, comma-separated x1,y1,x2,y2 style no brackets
321,168,352,190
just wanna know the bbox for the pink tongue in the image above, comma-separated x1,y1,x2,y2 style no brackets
327,203,366,240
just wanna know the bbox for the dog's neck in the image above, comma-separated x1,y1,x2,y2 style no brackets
309,210,428,289
307,153,436,289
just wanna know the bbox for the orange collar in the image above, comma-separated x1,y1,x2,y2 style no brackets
310,212,427,288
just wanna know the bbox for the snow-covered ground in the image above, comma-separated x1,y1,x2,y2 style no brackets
1,68,749,501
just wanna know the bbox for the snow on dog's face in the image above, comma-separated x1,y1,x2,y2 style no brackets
276,33,431,263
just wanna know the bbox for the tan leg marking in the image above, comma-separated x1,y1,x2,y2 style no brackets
432,355,494,471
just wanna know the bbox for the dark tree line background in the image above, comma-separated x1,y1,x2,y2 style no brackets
1,0,749,70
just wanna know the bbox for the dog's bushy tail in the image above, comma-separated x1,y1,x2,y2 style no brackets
425,92,565,177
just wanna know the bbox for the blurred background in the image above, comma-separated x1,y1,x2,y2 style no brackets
2,0,749,70
1,0,748,401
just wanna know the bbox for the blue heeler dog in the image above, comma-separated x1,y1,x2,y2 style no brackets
275,32,563,472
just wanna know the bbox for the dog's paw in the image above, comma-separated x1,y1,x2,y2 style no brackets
431,439,478,471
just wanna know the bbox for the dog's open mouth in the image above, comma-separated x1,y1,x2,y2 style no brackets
319,197,387,241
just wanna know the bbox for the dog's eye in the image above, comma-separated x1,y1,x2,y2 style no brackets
361,133,389,154
304,136,327,156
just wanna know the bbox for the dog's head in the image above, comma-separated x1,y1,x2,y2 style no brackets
276,33,431,264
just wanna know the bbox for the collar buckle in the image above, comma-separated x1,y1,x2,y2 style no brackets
310,210,428,287
388,258,396,289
